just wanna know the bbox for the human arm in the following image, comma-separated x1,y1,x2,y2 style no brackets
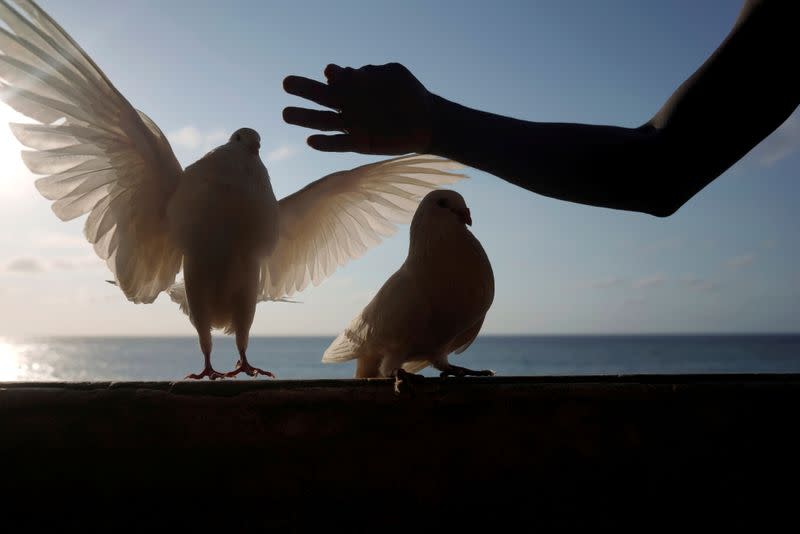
283,0,799,217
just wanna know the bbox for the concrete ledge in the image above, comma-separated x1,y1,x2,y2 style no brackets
2,374,799,528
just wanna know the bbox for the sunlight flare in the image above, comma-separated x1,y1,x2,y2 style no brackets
0,340,22,381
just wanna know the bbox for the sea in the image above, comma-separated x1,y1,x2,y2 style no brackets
1,334,799,382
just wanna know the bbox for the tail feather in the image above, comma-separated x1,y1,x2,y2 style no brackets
166,282,190,317
322,315,367,363
402,360,430,374
322,332,359,363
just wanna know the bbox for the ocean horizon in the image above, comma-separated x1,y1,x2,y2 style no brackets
1,334,799,382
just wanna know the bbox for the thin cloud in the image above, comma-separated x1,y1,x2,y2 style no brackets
679,276,719,292
266,145,295,162
694,281,718,291
51,255,103,270
636,237,684,254
632,273,666,290
757,112,800,166
168,126,228,151
623,295,648,306
4,257,46,273
584,276,625,290
169,126,202,148
727,254,754,269
36,232,89,249
2,255,102,274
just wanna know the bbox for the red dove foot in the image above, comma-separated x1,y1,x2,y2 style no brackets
185,367,227,380
225,360,276,379
393,368,426,394
439,365,495,378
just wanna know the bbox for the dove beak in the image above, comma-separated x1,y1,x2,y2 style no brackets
252,142,261,155
453,207,472,226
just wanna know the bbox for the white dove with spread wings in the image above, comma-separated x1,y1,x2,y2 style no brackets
0,0,466,379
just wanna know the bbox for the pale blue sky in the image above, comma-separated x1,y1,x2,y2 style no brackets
0,0,797,336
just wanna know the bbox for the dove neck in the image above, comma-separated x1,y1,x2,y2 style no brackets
408,217,464,263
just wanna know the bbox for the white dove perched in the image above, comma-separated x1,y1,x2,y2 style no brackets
0,0,466,379
322,190,495,386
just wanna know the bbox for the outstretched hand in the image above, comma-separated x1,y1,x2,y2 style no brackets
283,63,434,155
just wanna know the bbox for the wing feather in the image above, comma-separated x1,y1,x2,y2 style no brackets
0,0,183,303
262,154,466,300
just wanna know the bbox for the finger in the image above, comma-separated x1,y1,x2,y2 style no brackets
283,75,338,109
307,134,356,152
324,63,345,82
283,107,345,132
324,64,356,86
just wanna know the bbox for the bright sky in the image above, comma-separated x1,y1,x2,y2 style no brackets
0,0,797,336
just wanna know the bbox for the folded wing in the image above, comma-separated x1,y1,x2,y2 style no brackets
261,154,466,300
0,0,183,303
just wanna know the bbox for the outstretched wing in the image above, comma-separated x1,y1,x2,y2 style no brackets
262,154,466,300
0,0,183,303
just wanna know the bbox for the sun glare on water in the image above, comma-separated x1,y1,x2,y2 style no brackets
0,339,59,381
0,341,22,381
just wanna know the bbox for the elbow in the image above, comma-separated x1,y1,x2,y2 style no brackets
635,175,691,218
627,126,680,218
638,175,707,217
637,158,719,218
637,177,693,217
644,200,682,218
633,126,699,218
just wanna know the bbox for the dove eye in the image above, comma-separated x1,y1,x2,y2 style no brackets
437,198,448,208
235,134,242,142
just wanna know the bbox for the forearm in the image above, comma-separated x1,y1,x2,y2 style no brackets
284,2,797,217
429,0,799,218
428,95,673,216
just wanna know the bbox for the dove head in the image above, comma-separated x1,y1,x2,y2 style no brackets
409,189,473,250
417,189,472,226
230,127,261,156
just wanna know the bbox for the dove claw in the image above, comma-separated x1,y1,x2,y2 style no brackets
439,365,495,379
393,368,425,395
185,367,226,380
225,361,276,379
